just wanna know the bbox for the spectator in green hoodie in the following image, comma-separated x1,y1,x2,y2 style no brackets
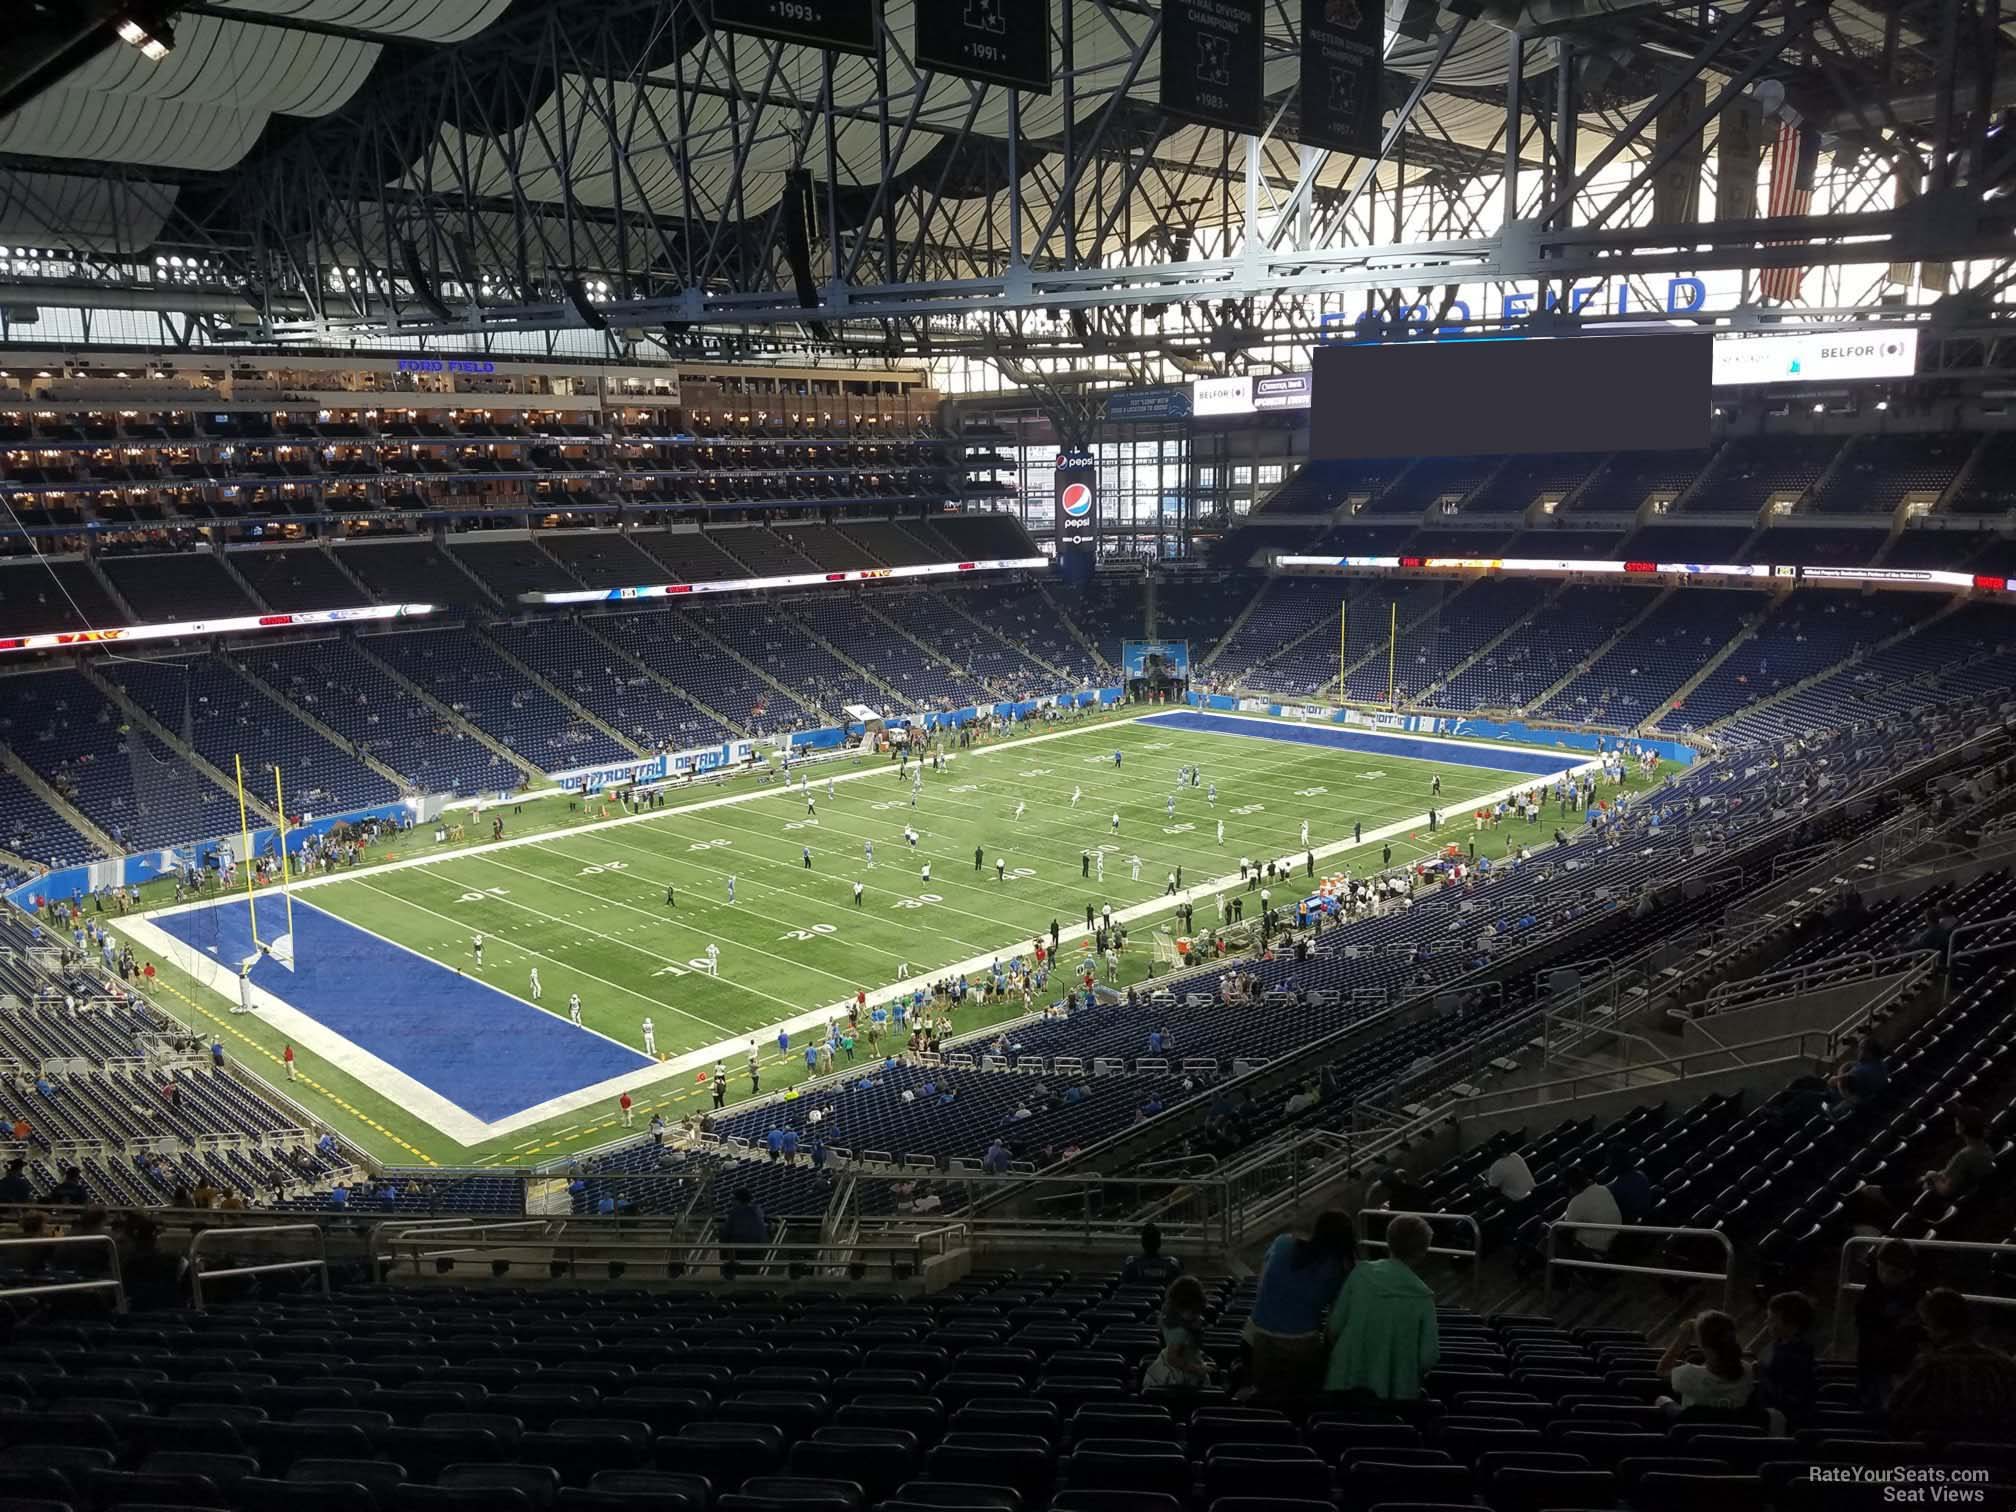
1323,1213,1439,1399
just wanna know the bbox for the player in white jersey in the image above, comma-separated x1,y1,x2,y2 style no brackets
1300,819,1310,847
1208,783,1217,805
920,861,932,885
1095,851,1105,882
807,794,817,816
1129,854,1142,882
568,993,583,1026
1166,794,1176,819
826,775,834,801
904,825,918,847
642,1018,656,1055
471,934,483,968
706,943,720,973
1071,786,1082,806
1111,812,1121,834
528,967,542,1000
1014,800,1026,821
865,839,874,867
1217,819,1225,845
726,875,736,903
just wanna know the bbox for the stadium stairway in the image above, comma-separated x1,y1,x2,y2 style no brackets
1033,581,1120,679
320,542,382,604
213,547,271,613
861,602,1005,703
1523,589,1676,719
1638,606,1761,733
1703,598,1969,740
1197,582,1270,670
931,591,1082,687
1338,580,1486,703
787,609,910,710
349,634,549,788
664,606,827,727
220,649,414,795
81,551,138,622
75,663,280,826
472,626,650,760
1415,582,1570,712
0,746,116,859
577,618,755,741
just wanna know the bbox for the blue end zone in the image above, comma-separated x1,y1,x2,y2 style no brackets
1138,710,1588,778
151,894,650,1124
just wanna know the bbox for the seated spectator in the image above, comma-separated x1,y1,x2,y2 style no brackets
1657,1309,1755,1413
1484,1148,1535,1203
1830,1036,1888,1115
1367,1165,1430,1214
45,1166,87,1207
1121,1222,1184,1287
1140,1274,1214,1390
1560,1164,1621,1258
1755,1291,1818,1427
1244,1210,1357,1397
1323,1213,1439,1399
1856,1104,1995,1224
1856,1240,1924,1410
0,1161,31,1204
1888,1288,2016,1440
1609,1165,1653,1223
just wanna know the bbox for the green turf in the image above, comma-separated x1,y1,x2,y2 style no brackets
121,711,1646,1169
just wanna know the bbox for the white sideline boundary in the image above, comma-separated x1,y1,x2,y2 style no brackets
115,713,1602,1146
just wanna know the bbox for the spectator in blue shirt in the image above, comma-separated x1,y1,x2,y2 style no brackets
804,1045,818,1073
777,1028,790,1054
1831,1037,1888,1116
1147,1030,1166,1056
329,1185,349,1208
982,1139,1011,1174
780,1129,799,1160
1244,1210,1357,1397
765,1129,785,1159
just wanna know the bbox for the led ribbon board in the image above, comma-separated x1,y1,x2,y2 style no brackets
521,556,1051,607
0,603,436,655
1273,556,2007,591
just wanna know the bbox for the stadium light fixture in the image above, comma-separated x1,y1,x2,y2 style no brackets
115,14,175,61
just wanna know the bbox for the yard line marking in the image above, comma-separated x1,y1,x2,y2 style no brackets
348,873,754,1030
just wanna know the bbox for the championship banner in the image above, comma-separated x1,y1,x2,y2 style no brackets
708,0,877,54
916,0,1051,92
1298,0,1384,156
1161,0,1265,135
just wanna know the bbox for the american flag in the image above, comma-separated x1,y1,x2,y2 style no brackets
1760,119,1821,302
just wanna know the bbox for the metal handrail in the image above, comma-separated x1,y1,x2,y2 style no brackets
373,1228,960,1281
1829,1235,2016,1353
1459,1027,1835,1119
188,1223,330,1312
0,1234,124,1313
1542,1220,1736,1311
1355,1207,1484,1266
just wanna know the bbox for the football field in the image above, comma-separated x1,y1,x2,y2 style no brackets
116,710,1597,1166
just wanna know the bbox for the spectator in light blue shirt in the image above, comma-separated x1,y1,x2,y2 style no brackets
765,1129,785,1159
804,1045,818,1073
982,1139,1012,1174
329,1185,349,1208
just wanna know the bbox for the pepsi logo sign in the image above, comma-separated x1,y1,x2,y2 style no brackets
1060,482,1094,518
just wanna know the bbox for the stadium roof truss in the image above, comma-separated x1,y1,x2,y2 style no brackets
2,0,2015,372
